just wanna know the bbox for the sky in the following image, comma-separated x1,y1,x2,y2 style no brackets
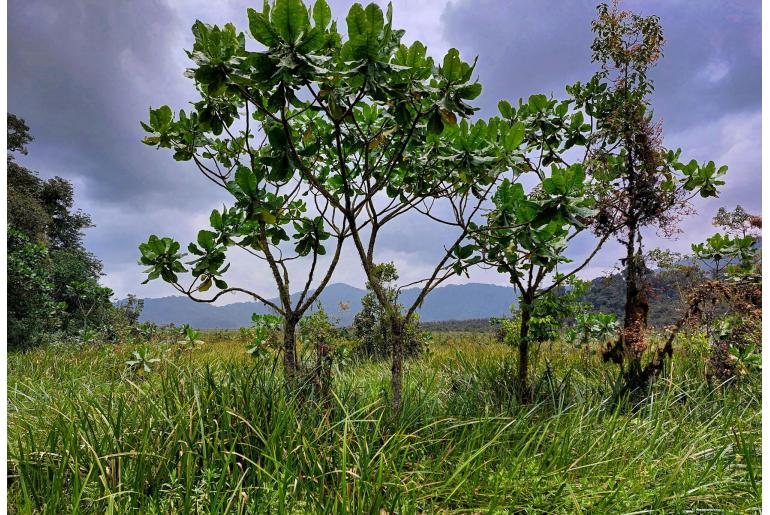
8,0,762,302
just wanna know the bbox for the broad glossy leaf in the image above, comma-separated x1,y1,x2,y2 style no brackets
273,0,309,44
346,3,384,61
313,0,331,28
235,166,258,196
197,230,216,249
498,100,513,119
441,48,463,83
247,6,279,46
504,122,525,151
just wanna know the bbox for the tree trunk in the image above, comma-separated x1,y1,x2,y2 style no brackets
283,317,298,383
517,297,533,403
390,316,405,413
622,226,650,388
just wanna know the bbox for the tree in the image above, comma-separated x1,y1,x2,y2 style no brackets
8,115,50,243
352,262,428,359
466,88,622,399
138,21,348,383
712,205,761,239
691,233,756,280
472,167,603,399
7,229,61,347
8,113,33,154
573,3,727,390
140,0,524,410
7,114,117,346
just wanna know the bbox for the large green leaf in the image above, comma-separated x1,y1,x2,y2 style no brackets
312,0,331,28
197,230,217,250
528,94,548,112
498,100,513,119
441,48,463,83
395,40,427,68
235,166,258,197
504,122,525,151
346,3,384,61
273,0,310,44
458,83,482,100
247,5,279,46
149,106,172,129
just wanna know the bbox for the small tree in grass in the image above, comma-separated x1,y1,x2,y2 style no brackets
137,19,349,383
143,0,527,411
352,262,428,360
465,91,618,400
471,165,605,399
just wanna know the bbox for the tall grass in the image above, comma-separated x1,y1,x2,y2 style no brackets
7,333,761,513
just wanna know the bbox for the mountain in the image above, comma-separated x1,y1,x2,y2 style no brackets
578,267,701,328
133,266,703,330
135,282,519,328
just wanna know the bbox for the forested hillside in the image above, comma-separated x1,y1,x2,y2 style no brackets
580,268,698,328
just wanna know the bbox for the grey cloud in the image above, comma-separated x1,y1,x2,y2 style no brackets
441,0,760,131
8,0,761,301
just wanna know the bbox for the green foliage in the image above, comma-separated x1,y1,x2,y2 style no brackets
298,306,336,352
478,165,594,280
137,0,511,300
352,263,430,359
137,0,533,409
7,229,61,347
7,333,761,512
244,314,282,358
691,232,758,279
525,277,591,344
7,114,129,347
125,347,161,376
497,316,521,347
299,305,345,397
139,235,188,284
177,323,205,349
569,312,619,348
727,341,761,376
110,295,147,342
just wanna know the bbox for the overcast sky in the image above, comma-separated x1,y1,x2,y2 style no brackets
8,0,761,302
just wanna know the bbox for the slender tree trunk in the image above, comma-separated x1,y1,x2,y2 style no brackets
621,224,650,389
517,298,533,403
389,315,405,413
283,317,298,382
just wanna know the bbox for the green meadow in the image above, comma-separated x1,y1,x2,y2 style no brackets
7,331,761,513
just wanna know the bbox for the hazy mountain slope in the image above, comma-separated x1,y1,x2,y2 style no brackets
136,282,517,328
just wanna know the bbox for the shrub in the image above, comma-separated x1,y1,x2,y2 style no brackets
352,263,430,359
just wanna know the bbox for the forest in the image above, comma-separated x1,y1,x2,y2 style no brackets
6,1,761,513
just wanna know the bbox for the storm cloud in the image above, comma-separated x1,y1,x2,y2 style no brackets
8,0,761,301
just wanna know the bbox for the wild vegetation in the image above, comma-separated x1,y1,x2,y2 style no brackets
7,330,761,513
6,0,762,513
7,115,143,349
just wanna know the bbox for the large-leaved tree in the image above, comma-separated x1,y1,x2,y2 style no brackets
139,0,525,410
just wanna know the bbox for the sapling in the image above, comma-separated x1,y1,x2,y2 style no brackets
125,347,161,376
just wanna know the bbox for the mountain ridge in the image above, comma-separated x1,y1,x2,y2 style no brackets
133,282,519,328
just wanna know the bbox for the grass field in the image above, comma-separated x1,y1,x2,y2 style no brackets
7,331,761,513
